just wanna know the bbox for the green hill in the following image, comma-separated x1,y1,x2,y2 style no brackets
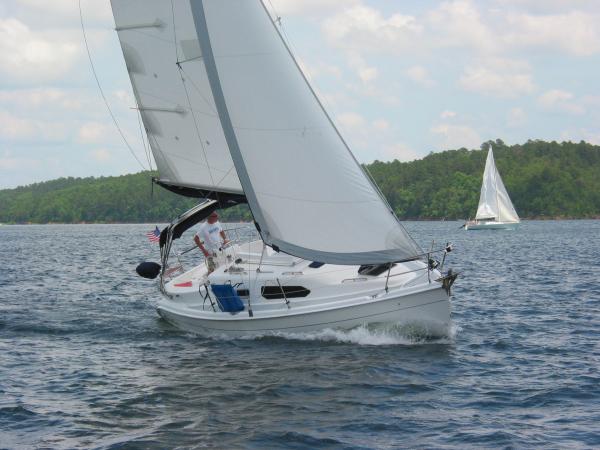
370,139,600,219
1,139,599,223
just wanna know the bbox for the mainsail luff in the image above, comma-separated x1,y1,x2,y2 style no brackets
475,146,519,223
190,0,422,265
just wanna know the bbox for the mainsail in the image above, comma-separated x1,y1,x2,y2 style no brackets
475,147,519,223
111,0,243,202
112,0,422,265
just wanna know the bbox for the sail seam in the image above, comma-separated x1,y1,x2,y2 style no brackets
158,150,233,174
233,125,327,132
146,132,179,180
256,192,378,204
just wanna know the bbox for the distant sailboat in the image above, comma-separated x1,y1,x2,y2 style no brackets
465,146,520,230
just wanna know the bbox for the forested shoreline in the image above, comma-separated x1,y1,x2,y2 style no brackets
1,140,599,224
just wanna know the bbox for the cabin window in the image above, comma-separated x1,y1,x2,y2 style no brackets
261,285,310,299
236,289,250,298
358,263,396,276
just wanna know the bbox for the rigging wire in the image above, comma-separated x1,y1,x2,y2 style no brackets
177,64,219,116
171,0,180,63
176,67,217,191
78,0,148,171
136,107,152,171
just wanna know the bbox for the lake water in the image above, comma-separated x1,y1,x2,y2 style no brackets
1,221,599,449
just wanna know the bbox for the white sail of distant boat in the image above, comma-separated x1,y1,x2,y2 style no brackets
465,146,519,230
112,0,457,336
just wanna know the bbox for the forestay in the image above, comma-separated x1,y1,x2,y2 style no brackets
190,0,421,265
111,0,242,197
475,147,519,223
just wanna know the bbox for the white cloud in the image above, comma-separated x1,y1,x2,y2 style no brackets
0,18,81,83
334,111,420,162
318,90,355,111
427,0,497,53
346,53,378,83
507,107,526,127
459,58,535,98
431,123,482,150
336,112,366,129
345,81,401,106
428,2,600,56
323,5,422,54
0,110,68,141
493,0,600,14
0,150,41,170
298,62,343,82
112,89,135,107
380,142,422,162
405,65,436,87
539,89,572,106
583,95,600,107
0,88,87,111
270,0,359,16
90,148,112,162
0,110,36,140
77,122,113,144
504,11,600,56
440,110,457,119
14,0,113,27
538,89,585,115
372,119,390,131
560,128,600,145
358,66,378,83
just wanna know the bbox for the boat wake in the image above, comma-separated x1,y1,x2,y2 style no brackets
226,322,461,346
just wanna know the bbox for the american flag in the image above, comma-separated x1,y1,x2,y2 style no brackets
146,226,161,243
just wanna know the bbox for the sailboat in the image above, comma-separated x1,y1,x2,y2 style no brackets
465,146,520,230
111,0,457,336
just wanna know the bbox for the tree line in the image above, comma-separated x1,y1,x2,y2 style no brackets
1,139,599,224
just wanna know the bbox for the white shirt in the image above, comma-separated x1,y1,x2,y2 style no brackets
195,220,223,253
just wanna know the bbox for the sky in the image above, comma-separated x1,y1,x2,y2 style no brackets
1,0,599,189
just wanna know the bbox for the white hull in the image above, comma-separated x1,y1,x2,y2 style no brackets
155,241,453,338
465,221,519,230
157,284,450,337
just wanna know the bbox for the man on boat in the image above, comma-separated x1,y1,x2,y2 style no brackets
194,212,228,274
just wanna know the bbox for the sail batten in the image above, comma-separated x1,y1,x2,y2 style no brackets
111,0,243,196
475,146,519,223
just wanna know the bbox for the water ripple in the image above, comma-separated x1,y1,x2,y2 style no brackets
1,222,600,448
